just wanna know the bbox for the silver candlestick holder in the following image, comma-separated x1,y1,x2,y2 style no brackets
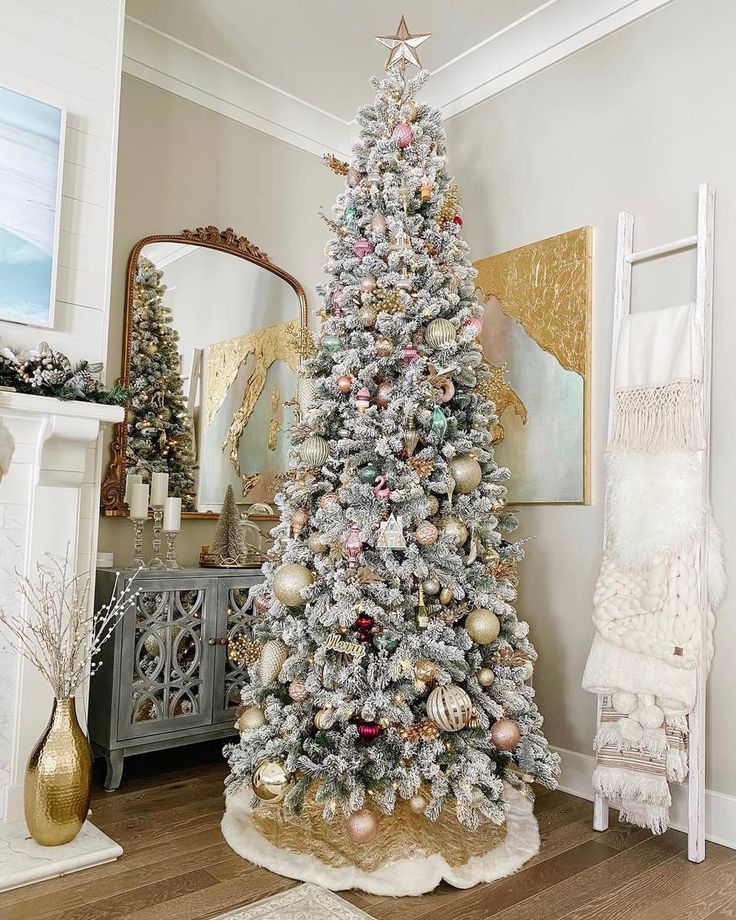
149,505,165,569
131,518,145,569
164,530,180,569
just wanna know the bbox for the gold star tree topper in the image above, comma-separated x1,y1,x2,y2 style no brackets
376,16,431,74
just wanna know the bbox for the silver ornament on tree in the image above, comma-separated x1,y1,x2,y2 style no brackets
448,454,482,494
426,684,473,731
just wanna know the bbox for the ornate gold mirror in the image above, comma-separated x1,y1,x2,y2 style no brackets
102,226,307,519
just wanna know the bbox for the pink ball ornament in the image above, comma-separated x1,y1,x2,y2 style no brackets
392,123,413,149
375,380,391,408
319,492,340,512
370,212,387,236
357,721,382,740
336,374,353,394
401,345,419,364
353,239,374,259
347,809,379,844
254,592,271,614
360,275,377,293
465,316,483,338
342,527,363,566
490,718,521,751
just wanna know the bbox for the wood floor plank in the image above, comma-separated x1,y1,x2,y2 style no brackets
630,852,736,920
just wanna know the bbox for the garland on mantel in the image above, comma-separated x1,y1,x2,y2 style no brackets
0,340,128,406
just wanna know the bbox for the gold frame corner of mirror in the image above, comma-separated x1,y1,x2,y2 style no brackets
100,226,307,521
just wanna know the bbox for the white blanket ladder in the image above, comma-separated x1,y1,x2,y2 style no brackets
593,182,715,863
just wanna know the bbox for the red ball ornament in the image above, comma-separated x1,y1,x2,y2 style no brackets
357,631,373,644
355,614,375,630
358,721,383,740
392,123,413,149
452,215,464,227
490,718,521,751
336,374,352,393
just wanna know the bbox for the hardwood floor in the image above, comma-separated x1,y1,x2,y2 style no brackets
1,742,734,920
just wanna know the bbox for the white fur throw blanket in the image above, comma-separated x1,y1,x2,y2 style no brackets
0,416,14,482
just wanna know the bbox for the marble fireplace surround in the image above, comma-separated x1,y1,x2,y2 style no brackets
0,391,124,891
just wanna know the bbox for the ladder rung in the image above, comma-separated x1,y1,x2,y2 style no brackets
627,234,698,264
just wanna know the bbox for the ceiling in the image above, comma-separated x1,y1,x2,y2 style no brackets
125,0,547,123
123,0,676,157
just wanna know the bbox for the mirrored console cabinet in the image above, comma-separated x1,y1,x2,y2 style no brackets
90,567,263,791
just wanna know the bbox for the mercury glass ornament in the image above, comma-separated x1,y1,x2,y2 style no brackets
353,239,374,258
477,667,496,687
272,563,314,607
359,463,380,483
375,380,391,408
322,334,341,355
409,793,428,815
448,455,482,494
300,434,329,467
336,374,352,393
422,577,440,596
430,406,448,439
344,205,359,223
360,275,377,293
290,508,308,537
414,659,438,683
426,684,473,732
465,608,501,645
370,211,387,235
358,305,377,328
425,318,456,348
373,633,399,653
439,515,468,545
347,809,379,844
490,718,521,751
252,759,290,803
403,419,420,456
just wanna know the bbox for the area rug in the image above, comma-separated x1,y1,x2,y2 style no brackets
212,882,372,918
221,784,539,896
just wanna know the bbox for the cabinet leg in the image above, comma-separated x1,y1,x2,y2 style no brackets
104,750,124,792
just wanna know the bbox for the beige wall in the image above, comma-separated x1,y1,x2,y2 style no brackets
446,0,736,795
98,74,338,566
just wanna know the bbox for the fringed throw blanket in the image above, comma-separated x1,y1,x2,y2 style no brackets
583,302,725,834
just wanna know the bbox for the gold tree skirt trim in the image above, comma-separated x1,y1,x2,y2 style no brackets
221,784,540,896
252,794,507,872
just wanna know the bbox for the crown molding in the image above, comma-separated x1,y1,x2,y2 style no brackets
122,0,675,160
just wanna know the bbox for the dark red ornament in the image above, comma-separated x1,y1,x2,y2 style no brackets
452,215,464,227
357,631,373,643
355,614,375,630
358,722,383,740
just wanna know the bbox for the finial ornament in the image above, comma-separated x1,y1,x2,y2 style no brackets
375,15,431,74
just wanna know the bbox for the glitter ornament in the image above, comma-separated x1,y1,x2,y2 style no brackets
425,318,456,348
414,521,438,546
237,705,265,731
300,434,329,468
347,809,379,844
370,212,387,235
358,305,377,327
361,275,377,293
448,455,482,494
336,374,353,393
477,667,496,687
288,679,309,703
490,718,521,751
439,515,468,545
252,759,290,803
353,239,374,258
392,122,413,148
375,337,394,357
258,639,289,683
290,508,308,537
409,793,428,815
465,608,501,644
308,532,328,554
422,577,440,596
425,495,439,516
427,684,473,731
375,380,391,408
272,563,314,607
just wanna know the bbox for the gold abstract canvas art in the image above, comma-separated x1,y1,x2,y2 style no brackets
474,227,591,504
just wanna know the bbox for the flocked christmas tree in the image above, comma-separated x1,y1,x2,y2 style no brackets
225,22,559,855
210,485,251,565
127,257,197,510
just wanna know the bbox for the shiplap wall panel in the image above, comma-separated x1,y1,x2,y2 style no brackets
0,0,123,363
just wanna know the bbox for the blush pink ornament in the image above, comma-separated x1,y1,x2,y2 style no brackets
319,492,340,512
370,212,387,236
336,374,352,394
490,718,521,751
356,386,371,412
353,239,374,259
290,508,308,537
401,345,419,364
392,123,413,149
375,380,391,408
372,476,391,499
254,592,271,614
346,809,379,844
464,316,483,338
360,275,377,293
331,284,344,307
342,527,363,566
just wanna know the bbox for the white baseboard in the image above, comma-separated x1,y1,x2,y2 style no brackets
553,745,736,850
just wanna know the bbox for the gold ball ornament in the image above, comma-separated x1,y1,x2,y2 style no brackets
414,659,438,683
439,515,469,545
308,532,328,554
490,718,521,751
415,521,439,546
439,587,453,605
258,638,289,684
288,679,309,703
314,707,336,730
477,667,496,687
358,305,377,328
426,684,473,732
375,337,394,357
272,563,314,607
300,434,329,468
252,759,290,803
237,705,266,731
425,495,439,516
448,455,482,494
346,809,379,844
465,608,501,645
425,318,457,349
409,793,428,815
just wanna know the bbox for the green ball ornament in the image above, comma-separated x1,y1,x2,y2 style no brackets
430,406,448,439
359,464,380,483
343,205,359,223
272,563,314,607
373,633,399,653
449,455,482,494
465,608,501,645
322,335,342,355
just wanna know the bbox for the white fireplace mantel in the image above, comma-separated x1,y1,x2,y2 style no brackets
0,391,124,891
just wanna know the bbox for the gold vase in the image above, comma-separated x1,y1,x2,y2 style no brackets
24,697,93,846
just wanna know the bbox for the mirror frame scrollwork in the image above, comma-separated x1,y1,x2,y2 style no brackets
101,226,308,520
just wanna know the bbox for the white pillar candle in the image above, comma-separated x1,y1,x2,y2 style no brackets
124,471,142,504
129,483,150,520
163,496,182,532
150,471,169,506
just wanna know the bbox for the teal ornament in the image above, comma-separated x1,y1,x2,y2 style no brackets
431,406,448,439
373,633,399,653
359,464,379,483
322,335,341,355
343,205,359,223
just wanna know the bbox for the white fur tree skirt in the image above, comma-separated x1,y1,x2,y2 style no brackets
221,785,539,896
